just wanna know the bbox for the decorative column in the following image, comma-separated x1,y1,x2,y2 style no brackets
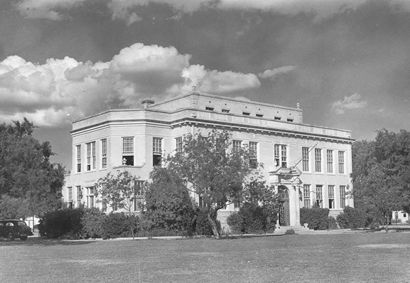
274,185,280,229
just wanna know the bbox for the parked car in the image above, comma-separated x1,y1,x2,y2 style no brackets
0,219,33,240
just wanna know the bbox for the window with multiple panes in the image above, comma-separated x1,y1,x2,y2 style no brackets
274,144,287,168
76,186,82,203
153,137,162,166
327,150,333,173
101,139,107,168
67,187,73,209
338,151,345,174
302,147,309,171
133,180,145,211
87,187,95,208
249,142,258,168
316,185,323,208
122,137,134,165
76,145,81,172
86,141,96,171
340,185,346,208
315,148,322,172
233,140,242,153
175,137,183,153
303,184,310,208
328,185,335,209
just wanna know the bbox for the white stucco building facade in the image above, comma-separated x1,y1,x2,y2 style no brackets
62,92,354,228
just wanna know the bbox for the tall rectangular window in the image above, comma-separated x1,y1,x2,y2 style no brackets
76,186,82,204
67,187,73,209
327,150,333,173
175,137,182,153
249,142,258,168
274,144,287,168
233,140,242,153
87,187,95,208
338,151,345,174
315,148,322,172
328,185,335,209
153,137,162,166
86,142,96,171
316,185,323,208
122,137,134,166
340,185,346,208
303,184,310,208
76,145,81,172
101,139,107,168
302,147,309,171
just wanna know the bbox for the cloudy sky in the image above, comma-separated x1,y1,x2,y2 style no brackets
1,0,410,168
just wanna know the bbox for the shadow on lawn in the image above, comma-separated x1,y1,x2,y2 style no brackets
0,237,97,246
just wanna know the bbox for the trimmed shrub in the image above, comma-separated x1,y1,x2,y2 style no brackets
300,207,329,230
336,206,366,229
227,212,244,234
82,208,105,238
101,213,139,239
285,228,295,235
39,208,84,239
227,203,276,234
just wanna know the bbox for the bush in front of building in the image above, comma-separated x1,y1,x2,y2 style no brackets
143,167,196,236
336,206,367,229
100,213,139,239
226,212,244,234
39,208,84,239
227,203,277,234
81,208,105,238
300,207,329,230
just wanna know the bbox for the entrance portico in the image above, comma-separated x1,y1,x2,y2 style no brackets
269,167,302,228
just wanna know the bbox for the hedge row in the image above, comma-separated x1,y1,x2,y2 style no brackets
226,203,276,234
39,207,216,239
299,206,367,230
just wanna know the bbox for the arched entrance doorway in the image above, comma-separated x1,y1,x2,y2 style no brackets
278,185,290,226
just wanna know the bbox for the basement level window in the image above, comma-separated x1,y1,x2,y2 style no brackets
222,109,230,113
205,106,214,111
287,118,294,122
256,114,263,118
242,112,250,116
274,116,281,120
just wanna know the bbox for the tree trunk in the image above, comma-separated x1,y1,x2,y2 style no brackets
207,210,220,239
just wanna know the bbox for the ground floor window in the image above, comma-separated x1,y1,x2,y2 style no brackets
303,184,310,208
328,185,335,209
340,185,346,208
316,185,323,208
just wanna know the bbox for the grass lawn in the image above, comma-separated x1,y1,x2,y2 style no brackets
1,232,410,282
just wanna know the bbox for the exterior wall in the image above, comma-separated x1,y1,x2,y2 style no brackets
392,211,409,224
62,92,353,226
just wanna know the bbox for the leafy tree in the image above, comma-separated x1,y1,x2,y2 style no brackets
0,118,64,219
166,130,252,238
144,167,195,234
352,129,410,225
95,170,143,238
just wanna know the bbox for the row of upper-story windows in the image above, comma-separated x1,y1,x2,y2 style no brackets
302,184,347,209
302,147,345,174
75,137,164,173
75,137,347,175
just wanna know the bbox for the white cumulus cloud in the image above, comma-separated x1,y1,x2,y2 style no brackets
331,93,367,115
0,43,261,127
258,66,296,80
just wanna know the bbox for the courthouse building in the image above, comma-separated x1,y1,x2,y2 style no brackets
62,92,354,228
